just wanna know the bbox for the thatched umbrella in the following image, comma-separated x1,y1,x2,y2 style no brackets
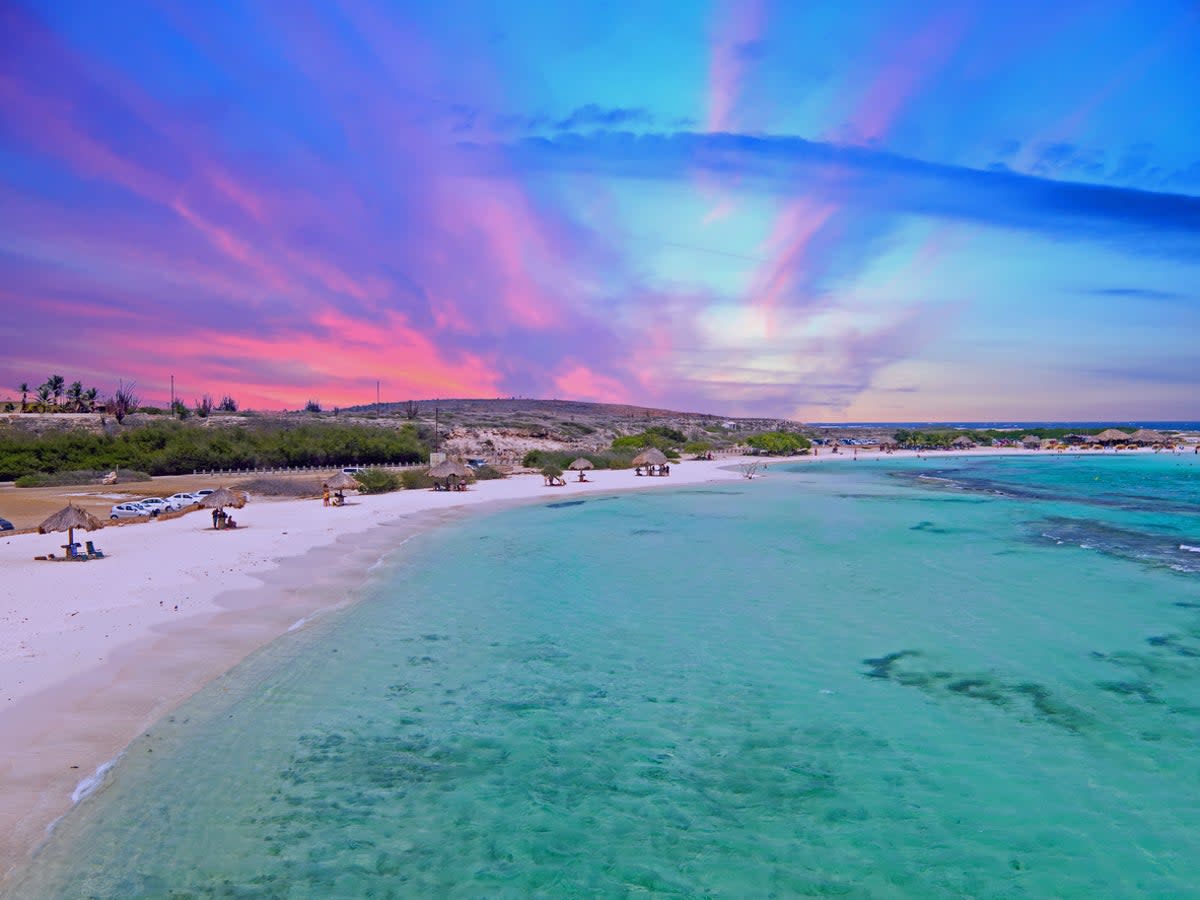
1095,428,1131,444
199,488,247,510
326,471,359,491
568,457,593,481
429,459,472,489
429,460,472,479
39,504,103,553
1129,428,1167,445
632,448,668,467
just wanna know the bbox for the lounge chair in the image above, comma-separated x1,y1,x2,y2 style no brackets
85,540,105,559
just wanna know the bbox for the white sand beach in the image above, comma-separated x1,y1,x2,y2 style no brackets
0,456,775,884
0,444,1182,885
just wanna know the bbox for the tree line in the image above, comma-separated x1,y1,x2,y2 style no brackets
0,421,428,482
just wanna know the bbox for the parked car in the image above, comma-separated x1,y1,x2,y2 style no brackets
136,498,174,515
341,466,365,475
166,492,201,508
0,517,14,531
110,502,150,519
193,489,216,498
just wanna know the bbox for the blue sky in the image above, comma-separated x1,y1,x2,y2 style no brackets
1,0,1197,418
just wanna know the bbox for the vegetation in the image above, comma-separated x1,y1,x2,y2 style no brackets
522,449,635,470
472,464,505,480
0,421,428,482
218,395,238,412
746,431,812,454
352,468,401,494
304,400,322,413
14,469,151,488
399,468,436,490
13,374,104,413
110,381,140,423
683,440,713,457
611,425,687,452
194,395,214,418
891,426,1135,448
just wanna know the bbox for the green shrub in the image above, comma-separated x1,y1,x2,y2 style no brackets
15,469,152,487
353,469,400,494
400,469,435,490
746,431,812,454
472,464,505,480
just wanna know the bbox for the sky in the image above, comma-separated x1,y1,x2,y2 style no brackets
1,0,1198,421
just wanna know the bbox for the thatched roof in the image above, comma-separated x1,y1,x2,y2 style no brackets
429,460,472,479
1095,428,1132,442
568,457,594,470
950,436,973,446
1129,428,1168,444
199,488,247,509
38,504,102,534
1021,435,1041,446
325,472,359,490
632,448,668,466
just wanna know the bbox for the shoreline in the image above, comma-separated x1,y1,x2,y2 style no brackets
0,445,1188,886
0,456,774,886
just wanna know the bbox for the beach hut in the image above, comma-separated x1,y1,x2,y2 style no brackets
1021,435,1041,449
632,447,670,475
429,460,472,491
199,488,247,529
951,436,974,449
38,504,103,559
1129,428,1168,445
567,457,594,481
325,471,359,491
1094,429,1131,445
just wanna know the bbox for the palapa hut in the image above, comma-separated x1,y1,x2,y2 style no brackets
1094,428,1132,445
199,488,247,529
325,471,359,491
429,459,472,491
1021,435,1042,449
567,457,594,481
950,435,974,449
632,447,670,476
38,504,104,559
1129,428,1168,445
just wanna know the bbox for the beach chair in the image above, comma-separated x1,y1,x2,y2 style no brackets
85,540,105,559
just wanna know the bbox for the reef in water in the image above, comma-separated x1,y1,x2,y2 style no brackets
861,652,1090,733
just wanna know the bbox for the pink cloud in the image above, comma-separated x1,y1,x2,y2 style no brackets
706,0,766,134
553,364,628,405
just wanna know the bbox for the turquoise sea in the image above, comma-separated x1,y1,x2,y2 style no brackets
11,454,1200,897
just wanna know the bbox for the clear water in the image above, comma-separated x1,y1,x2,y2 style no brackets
12,455,1200,897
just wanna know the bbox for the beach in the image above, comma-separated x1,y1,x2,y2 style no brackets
1,455,781,885
2,444,1191,889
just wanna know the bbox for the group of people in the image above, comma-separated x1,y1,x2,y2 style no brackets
433,478,468,491
321,485,346,506
634,464,670,476
210,508,237,529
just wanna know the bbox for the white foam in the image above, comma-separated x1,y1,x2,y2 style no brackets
70,753,123,805
287,615,313,632
1180,544,1200,553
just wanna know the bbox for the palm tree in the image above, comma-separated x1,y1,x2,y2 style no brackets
36,384,51,410
47,374,65,409
84,387,99,412
67,381,84,411
18,382,28,412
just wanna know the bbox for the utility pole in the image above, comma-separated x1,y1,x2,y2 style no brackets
434,406,439,450
376,380,380,414
170,374,174,411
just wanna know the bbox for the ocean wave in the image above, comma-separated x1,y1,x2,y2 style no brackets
1181,544,1200,553
70,753,123,806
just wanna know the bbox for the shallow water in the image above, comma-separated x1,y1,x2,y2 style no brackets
12,456,1200,897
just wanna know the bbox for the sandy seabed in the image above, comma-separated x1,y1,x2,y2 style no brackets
0,445,1175,886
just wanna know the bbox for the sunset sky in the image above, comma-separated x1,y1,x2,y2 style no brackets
2,1,1198,420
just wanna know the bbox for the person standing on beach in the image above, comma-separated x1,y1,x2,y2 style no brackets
322,484,330,507
211,507,219,529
